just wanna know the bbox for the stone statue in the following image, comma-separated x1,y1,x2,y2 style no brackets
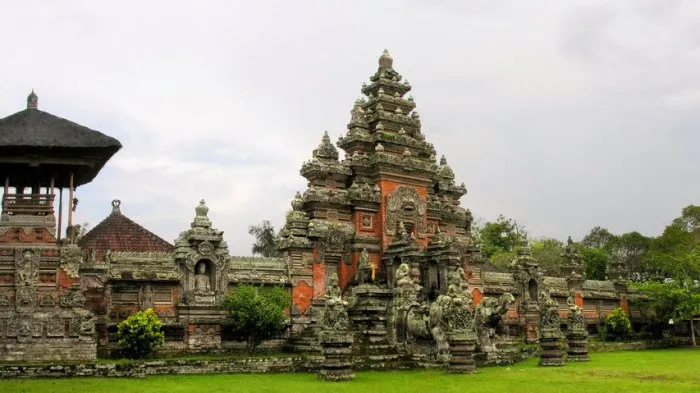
475,293,515,355
539,288,560,330
319,272,354,381
321,273,349,330
429,295,451,353
194,262,211,293
357,248,372,285
566,294,585,332
139,284,154,310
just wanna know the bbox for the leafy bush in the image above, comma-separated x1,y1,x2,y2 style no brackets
222,285,289,352
117,308,165,359
599,307,633,341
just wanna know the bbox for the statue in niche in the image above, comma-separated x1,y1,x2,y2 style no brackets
194,261,212,293
357,248,372,285
139,284,154,310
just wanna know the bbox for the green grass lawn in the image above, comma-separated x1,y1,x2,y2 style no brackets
2,349,698,393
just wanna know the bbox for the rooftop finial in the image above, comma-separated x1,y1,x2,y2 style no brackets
111,199,122,214
27,90,38,109
379,49,393,69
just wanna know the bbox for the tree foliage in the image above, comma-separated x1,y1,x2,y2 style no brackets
581,226,616,251
222,284,289,352
530,238,564,275
643,205,700,281
476,215,527,259
613,231,653,281
580,246,610,280
635,280,700,346
117,308,165,359
248,220,280,257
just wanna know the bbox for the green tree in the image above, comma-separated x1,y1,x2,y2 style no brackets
248,220,280,257
581,226,617,252
117,308,165,359
530,238,564,275
636,280,700,346
671,205,700,234
222,284,289,352
645,207,700,281
613,231,653,282
478,215,527,259
580,246,610,280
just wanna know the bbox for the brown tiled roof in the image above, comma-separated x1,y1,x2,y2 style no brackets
78,200,172,261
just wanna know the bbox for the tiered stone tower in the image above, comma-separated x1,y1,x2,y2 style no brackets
279,51,474,334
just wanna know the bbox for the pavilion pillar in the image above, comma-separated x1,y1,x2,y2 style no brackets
57,188,63,241
68,172,74,227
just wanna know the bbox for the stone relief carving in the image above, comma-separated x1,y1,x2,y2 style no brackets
385,186,427,238
39,293,55,307
15,249,38,309
47,314,65,337
314,222,354,265
0,292,10,307
59,245,83,279
59,285,86,308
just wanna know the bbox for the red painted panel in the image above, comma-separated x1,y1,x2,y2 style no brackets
472,287,483,307
292,280,313,315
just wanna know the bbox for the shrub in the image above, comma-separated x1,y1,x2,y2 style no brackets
222,285,289,352
600,307,633,341
117,308,165,359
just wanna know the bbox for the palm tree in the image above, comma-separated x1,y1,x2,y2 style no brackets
248,220,280,257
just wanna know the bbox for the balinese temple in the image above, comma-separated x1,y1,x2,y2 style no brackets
278,50,474,335
0,52,639,362
0,92,121,360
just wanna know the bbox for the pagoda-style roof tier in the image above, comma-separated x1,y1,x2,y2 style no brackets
301,186,352,207
0,92,122,187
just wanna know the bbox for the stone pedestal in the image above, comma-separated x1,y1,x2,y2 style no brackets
447,330,477,373
348,286,396,358
318,331,354,381
566,329,589,362
178,304,227,353
538,328,565,367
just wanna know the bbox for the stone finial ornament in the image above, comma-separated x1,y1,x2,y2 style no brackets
379,49,393,69
312,131,340,161
191,199,212,228
27,90,38,109
111,199,121,214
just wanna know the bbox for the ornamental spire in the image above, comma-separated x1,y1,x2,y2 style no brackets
27,90,38,109
378,49,393,69
312,130,339,161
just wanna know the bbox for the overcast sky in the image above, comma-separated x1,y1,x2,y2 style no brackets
1,0,699,255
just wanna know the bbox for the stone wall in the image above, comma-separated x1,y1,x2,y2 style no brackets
0,345,540,379
0,338,95,362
